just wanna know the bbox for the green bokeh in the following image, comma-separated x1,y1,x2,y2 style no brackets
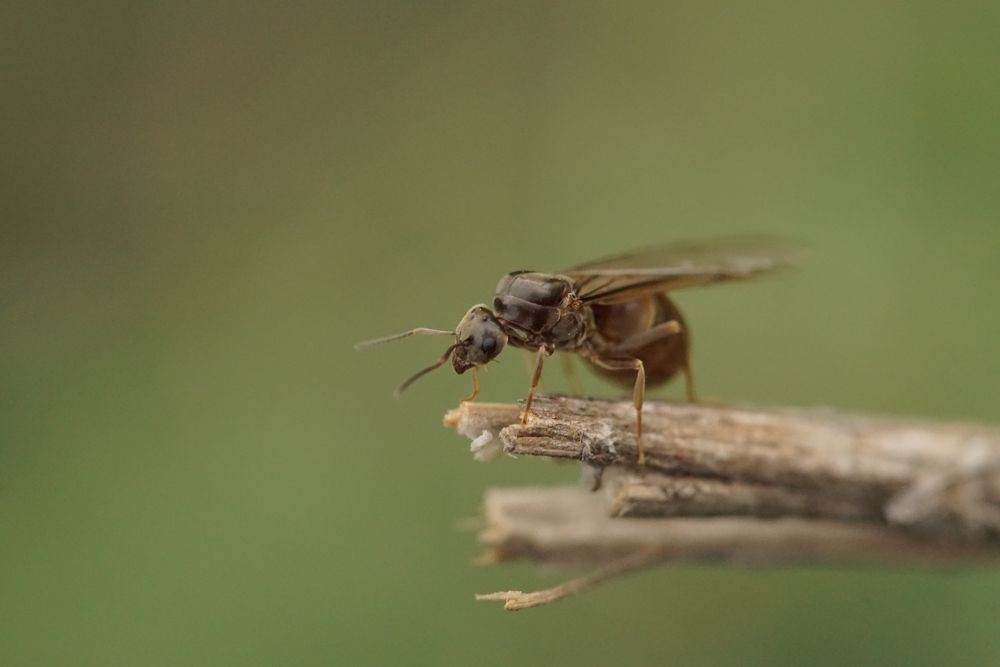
3,3,999,665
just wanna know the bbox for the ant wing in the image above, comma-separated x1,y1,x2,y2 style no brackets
562,235,799,304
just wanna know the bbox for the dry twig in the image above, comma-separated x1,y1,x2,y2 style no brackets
444,396,1000,609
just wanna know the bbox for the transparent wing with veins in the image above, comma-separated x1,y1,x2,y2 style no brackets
561,235,799,304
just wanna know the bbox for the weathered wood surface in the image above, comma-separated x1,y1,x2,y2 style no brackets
446,396,1000,539
445,396,1000,609
480,486,998,566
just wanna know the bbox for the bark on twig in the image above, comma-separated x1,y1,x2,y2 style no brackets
474,487,998,611
445,396,1000,539
443,396,1000,610
480,487,996,566
600,467,882,521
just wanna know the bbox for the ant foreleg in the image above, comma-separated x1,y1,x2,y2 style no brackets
521,346,550,425
462,366,480,403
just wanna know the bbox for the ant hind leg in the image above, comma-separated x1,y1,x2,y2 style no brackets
583,352,647,465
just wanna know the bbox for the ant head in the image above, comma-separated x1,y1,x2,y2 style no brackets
451,305,508,374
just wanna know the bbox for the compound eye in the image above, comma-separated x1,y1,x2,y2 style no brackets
480,336,496,355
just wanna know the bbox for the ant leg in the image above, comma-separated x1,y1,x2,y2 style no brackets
560,353,585,396
462,366,480,403
521,349,542,391
682,362,697,403
608,319,697,403
521,347,549,425
608,320,682,355
585,353,647,465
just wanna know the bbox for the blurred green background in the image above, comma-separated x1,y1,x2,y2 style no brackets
3,2,999,665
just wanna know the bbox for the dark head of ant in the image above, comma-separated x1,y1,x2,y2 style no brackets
451,305,508,374
354,304,508,396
